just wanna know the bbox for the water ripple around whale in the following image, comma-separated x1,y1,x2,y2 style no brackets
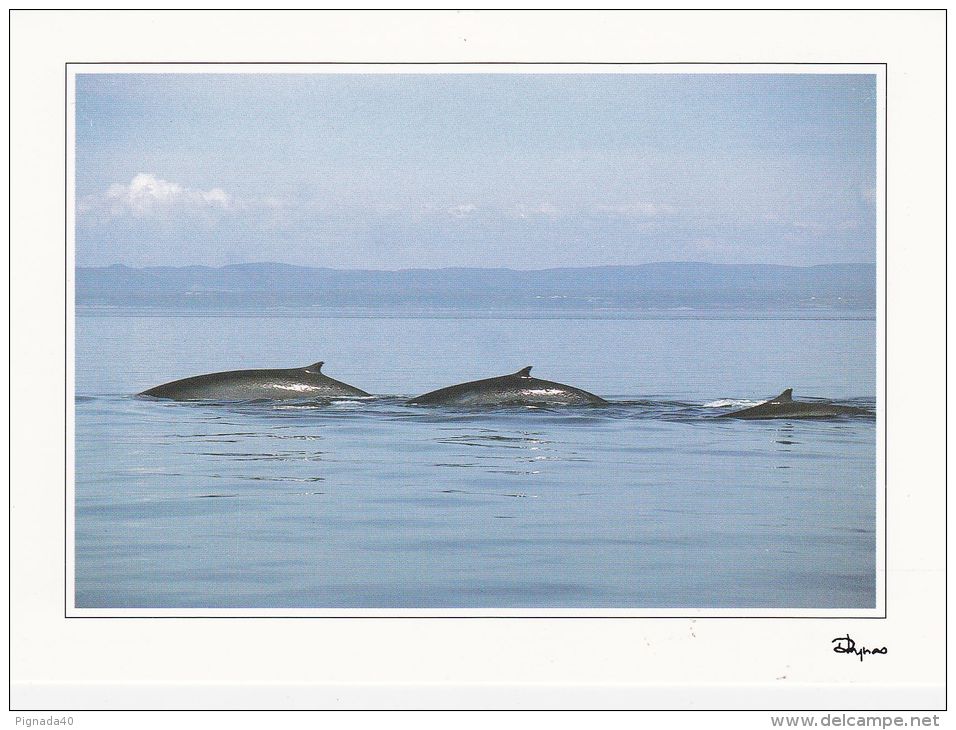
91,392,877,425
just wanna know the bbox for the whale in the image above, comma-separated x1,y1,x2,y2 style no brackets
407,366,607,407
139,361,370,401
717,389,873,420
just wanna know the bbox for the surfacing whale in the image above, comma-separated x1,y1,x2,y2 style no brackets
717,389,872,420
139,361,370,401
407,366,607,407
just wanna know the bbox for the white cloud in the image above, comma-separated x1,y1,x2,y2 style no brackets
372,202,439,215
448,203,477,217
591,202,675,216
370,202,478,218
99,173,232,216
514,202,560,218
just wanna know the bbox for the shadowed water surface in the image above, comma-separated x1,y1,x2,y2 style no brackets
74,311,876,608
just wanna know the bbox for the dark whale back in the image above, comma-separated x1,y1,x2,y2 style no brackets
718,388,872,420
139,361,370,401
408,366,607,407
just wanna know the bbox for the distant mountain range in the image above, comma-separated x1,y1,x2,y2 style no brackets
75,262,876,312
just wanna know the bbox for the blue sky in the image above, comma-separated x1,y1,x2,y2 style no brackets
74,73,877,269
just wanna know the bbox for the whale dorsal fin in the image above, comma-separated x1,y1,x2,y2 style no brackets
514,366,533,378
303,361,324,373
773,388,793,402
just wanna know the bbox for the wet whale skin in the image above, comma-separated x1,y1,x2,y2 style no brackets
408,366,607,407
717,388,872,419
139,361,369,401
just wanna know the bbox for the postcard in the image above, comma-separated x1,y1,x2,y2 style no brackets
8,8,946,715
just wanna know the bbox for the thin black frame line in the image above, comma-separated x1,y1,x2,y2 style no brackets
69,61,882,65
62,59,69,668
884,64,889,621
61,62,888,623
942,9,947,712
64,614,890,620
7,6,12,715
7,6,953,10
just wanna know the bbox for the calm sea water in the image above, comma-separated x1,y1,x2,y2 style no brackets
74,309,876,609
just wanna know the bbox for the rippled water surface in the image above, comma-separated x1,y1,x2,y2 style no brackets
74,311,876,609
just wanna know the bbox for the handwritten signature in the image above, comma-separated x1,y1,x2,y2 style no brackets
832,634,887,661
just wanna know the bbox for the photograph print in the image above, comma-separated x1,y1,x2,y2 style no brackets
71,68,880,611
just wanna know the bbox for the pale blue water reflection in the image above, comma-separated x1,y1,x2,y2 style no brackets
74,310,876,608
